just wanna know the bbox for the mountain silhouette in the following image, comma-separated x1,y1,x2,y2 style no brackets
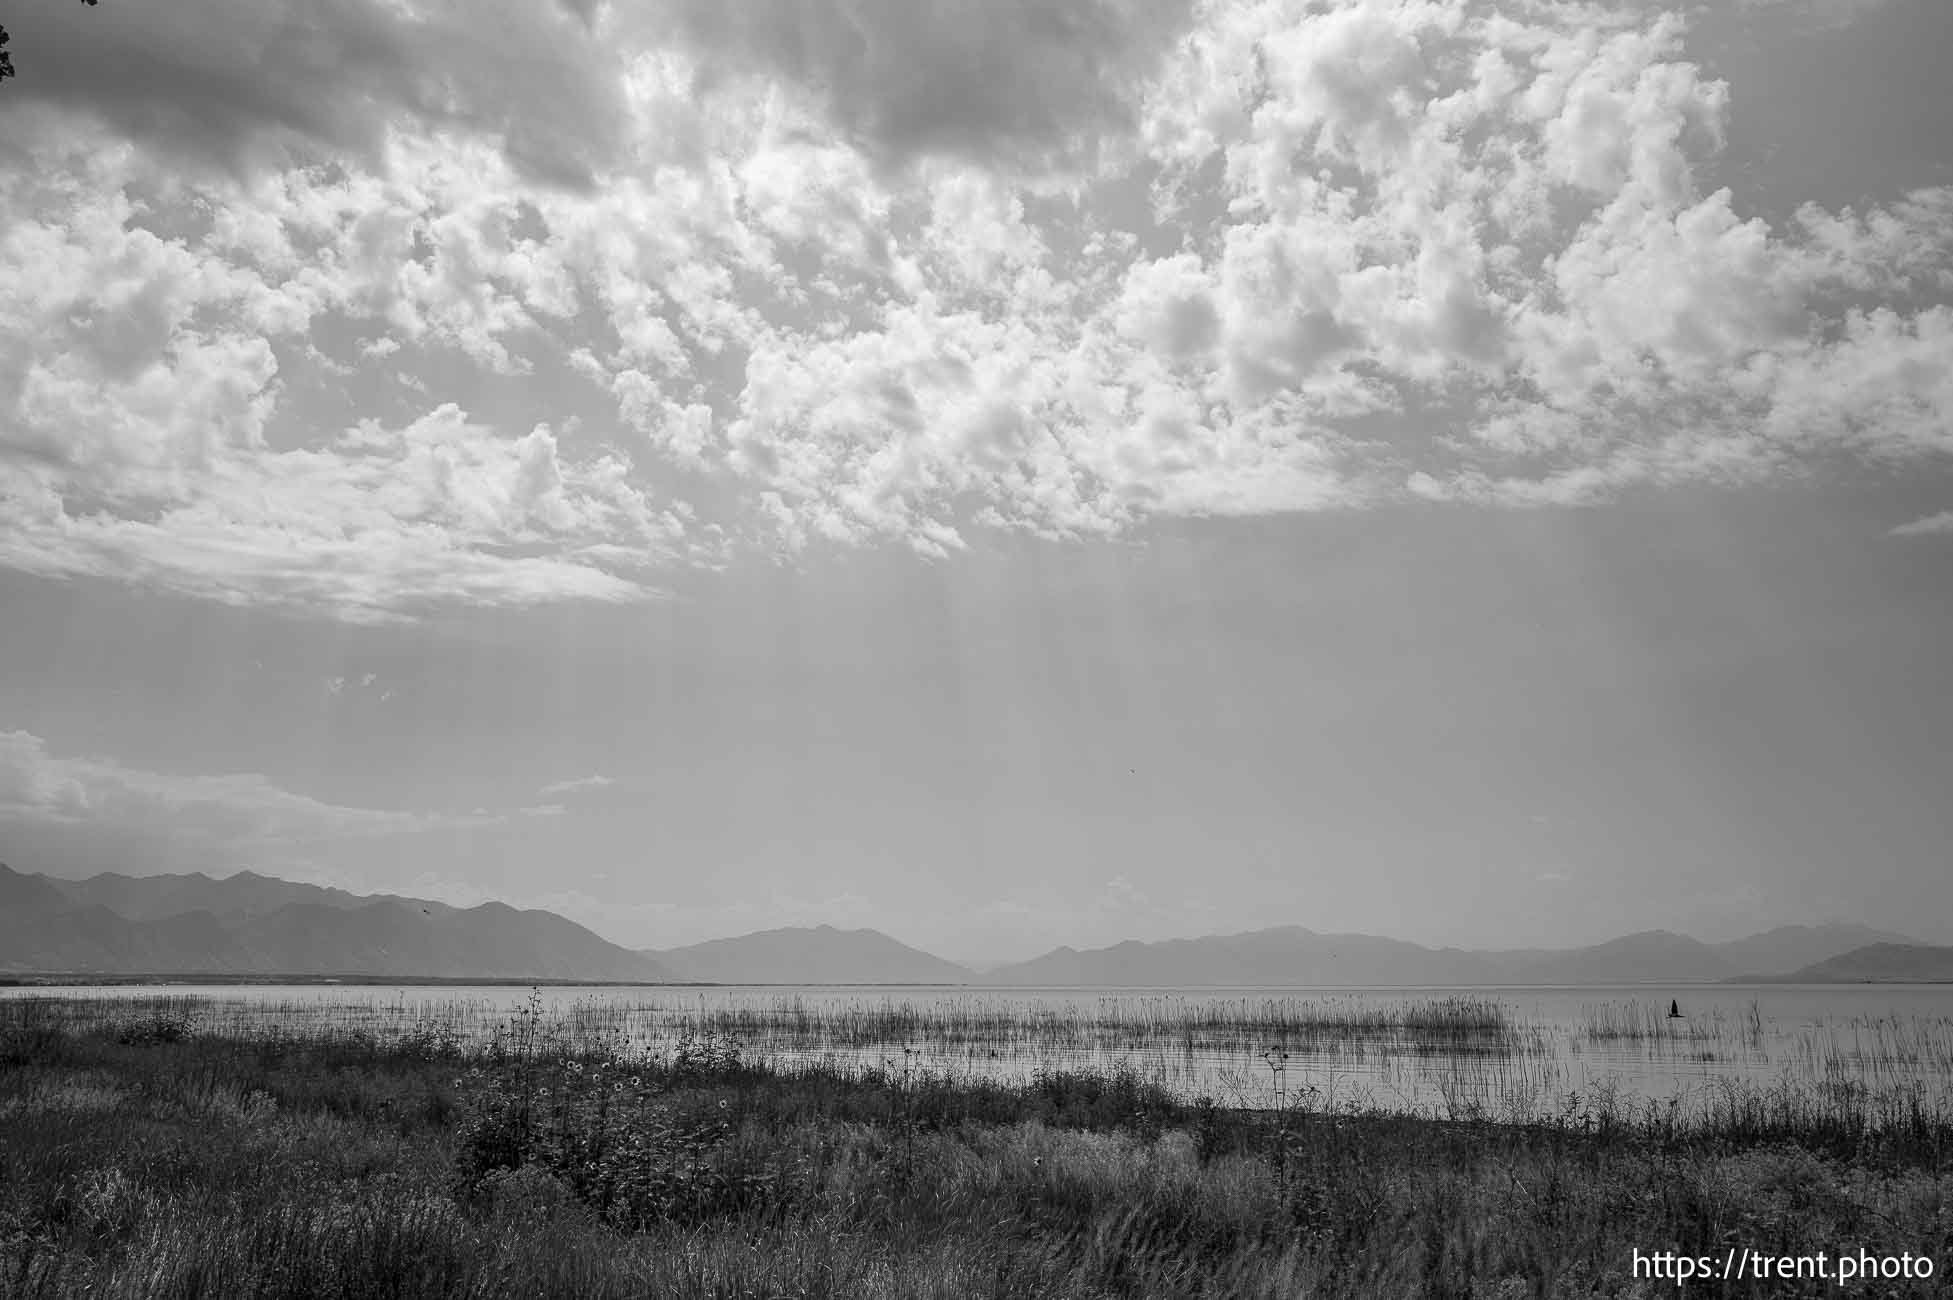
0,862,1920,986
980,922,1916,987
0,863,670,981
647,925,972,984
1746,943,1953,984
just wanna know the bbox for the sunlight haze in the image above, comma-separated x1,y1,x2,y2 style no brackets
2,0,1950,966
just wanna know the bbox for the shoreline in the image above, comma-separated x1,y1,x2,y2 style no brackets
5,973,1950,988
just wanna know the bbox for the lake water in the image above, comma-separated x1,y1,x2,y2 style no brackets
9,982,1952,1120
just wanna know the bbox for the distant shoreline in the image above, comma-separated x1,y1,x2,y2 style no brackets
0,974,979,989
2,974,1950,989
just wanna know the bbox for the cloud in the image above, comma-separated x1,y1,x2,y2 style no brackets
0,728,470,844
2,0,1950,605
7,0,630,187
539,774,616,797
699,0,1953,549
1891,510,1953,537
0,400,688,622
640,0,1199,176
0,124,714,621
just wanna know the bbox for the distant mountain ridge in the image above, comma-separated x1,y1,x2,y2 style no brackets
51,870,407,922
0,862,1925,986
1750,944,1953,984
0,863,672,982
646,925,972,985
980,922,1915,988
984,927,1508,989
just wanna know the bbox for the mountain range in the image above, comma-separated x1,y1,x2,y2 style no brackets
1745,943,1953,984
976,922,1920,987
642,925,970,985
0,863,1932,985
0,863,672,981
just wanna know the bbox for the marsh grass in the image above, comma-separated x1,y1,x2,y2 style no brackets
3,995,1951,1298
19,990,1953,1113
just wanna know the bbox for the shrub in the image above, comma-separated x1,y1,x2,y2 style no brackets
113,1012,196,1047
454,1021,781,1230
669,1028,744,1081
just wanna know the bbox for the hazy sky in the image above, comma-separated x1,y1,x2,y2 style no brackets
2,0,1949,963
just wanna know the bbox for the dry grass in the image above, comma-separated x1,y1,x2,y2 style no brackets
2,995,1949,1298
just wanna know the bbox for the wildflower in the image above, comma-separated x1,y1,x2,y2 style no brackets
630,1076,641,1087
718,1099,728,1110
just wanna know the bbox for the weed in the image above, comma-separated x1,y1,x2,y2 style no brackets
1,995,1948,1298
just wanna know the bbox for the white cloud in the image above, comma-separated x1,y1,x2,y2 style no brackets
1,0,1949,606
0,400,688,622
637,0,1199,176
0,728,470,844
0,124,711,620
539,774,616,797
694,0,1946,548
1891,510,1953,537
1114,253,1221,363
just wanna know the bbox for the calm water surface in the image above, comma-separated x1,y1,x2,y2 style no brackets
10,982,1951,1118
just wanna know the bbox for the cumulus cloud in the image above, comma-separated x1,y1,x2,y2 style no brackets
1,0,1950,604
7,0,629,187
0,399,689,622
639,0,1199,176
0,127,701,620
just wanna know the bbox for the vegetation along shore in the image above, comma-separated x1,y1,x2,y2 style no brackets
2,994,1949,1298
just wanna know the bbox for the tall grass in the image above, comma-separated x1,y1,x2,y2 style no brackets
2,996,1949,1298
15,990,1953,1119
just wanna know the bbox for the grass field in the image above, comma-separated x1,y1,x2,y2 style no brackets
2,995,1948,1298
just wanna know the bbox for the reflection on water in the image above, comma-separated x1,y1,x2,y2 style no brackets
8,982,1953,1121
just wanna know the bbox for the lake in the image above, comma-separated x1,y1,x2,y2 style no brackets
9,981,1951,1121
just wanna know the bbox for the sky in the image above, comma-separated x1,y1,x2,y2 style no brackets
1,0,1949,965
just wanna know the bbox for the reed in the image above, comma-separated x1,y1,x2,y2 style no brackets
10,991,1953,1124
2,997,1948,1300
